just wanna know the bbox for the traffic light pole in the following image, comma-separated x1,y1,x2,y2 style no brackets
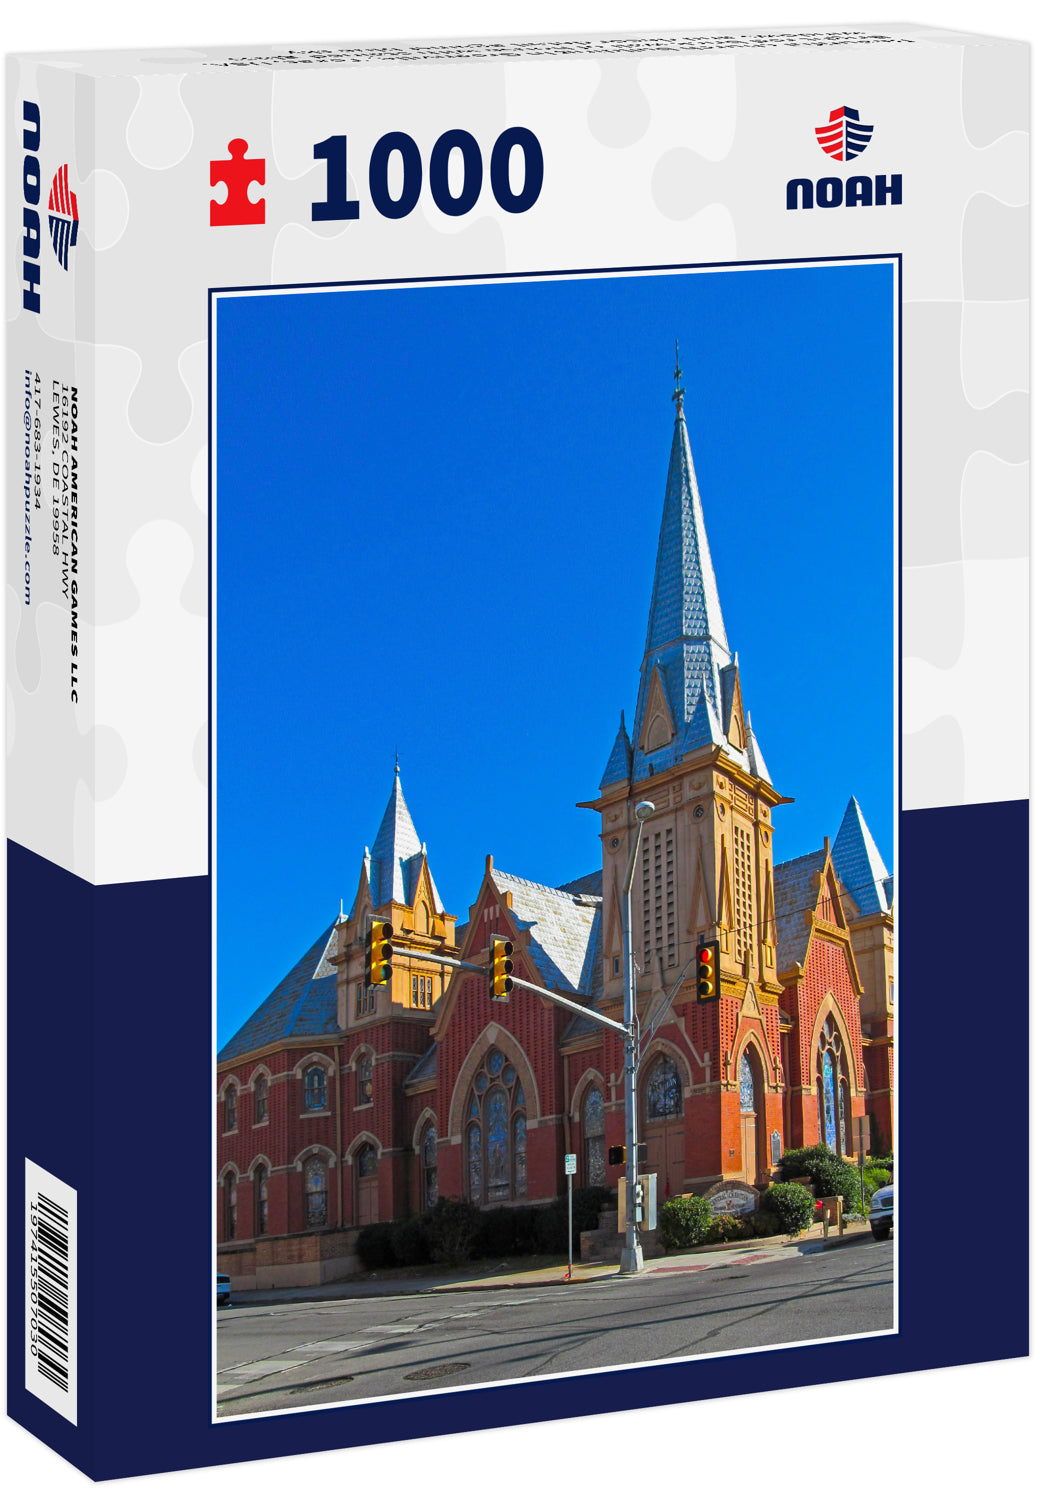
620,800,655,1275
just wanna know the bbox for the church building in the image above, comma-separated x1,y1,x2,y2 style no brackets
217,367,894,1290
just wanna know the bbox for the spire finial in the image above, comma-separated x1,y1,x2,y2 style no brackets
394,747,400,777
672,338,685,416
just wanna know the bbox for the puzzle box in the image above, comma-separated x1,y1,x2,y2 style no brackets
6,21,1029,1480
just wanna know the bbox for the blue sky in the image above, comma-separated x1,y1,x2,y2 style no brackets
215,260,895,1046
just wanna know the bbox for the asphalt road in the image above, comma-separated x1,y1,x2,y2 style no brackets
216,1237,894,1415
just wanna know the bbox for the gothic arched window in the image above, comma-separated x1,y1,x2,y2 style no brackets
254,1164,268,1235
356,1054,373,1107
224,1084,237,1133
816,1016,851,1156
254,1074,269,1123
421,1124,438,1209
739,1051,757,1113
304,1066,327,1111
223,1171,237,1241
645,1055,683,1119
465,1047,526,1204
582,1084,606,1187
304,1156,328,1226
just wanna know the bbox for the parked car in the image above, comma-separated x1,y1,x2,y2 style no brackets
869,1184,893,1240
217,1273,231,1307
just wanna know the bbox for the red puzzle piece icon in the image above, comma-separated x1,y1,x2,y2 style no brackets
210,139,265,227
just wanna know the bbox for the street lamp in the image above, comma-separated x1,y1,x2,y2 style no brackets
619,798,655,1275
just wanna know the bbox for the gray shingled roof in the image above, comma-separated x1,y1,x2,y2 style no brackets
600,711,633,789
218,921,340,1062
404,1043,437,1087
774,850,825,976
557,870,603,898
494,870,601,996
366,769,444,912
832,796,892,916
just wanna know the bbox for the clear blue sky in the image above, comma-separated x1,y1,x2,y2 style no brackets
215,260,895,1046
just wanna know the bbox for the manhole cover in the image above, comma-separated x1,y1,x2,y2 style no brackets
403,1362,470,1382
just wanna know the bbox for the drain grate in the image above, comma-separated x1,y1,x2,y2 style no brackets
403,1362,470,1382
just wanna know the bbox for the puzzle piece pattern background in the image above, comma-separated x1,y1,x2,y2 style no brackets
6,27,1029,886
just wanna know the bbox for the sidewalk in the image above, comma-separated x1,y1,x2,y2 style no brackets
226,1221,874,1308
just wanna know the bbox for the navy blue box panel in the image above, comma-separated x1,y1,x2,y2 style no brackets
6,798,1029,1480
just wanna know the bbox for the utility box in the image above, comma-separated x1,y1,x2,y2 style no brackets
617,1173,658,1232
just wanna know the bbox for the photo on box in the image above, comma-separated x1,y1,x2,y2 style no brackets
213,257,897,1418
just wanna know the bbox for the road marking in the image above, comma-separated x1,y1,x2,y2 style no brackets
292,1339,373,1354
229,1358,308,1378
363,1323,422,1334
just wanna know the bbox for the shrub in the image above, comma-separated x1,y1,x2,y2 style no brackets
389,1215,430,1268
703,1213,754,1244
761,1181,815,1235
779,1144,864,1215
658,1195,713,1251
423,1197,483,1265
749,1208,782,1238
356,1220,396,1270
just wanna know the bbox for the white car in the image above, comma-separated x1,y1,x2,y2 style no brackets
869,1184,893,1241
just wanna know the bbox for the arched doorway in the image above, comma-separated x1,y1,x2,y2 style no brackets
641,1053,685,1201
356,1142,379,1225
739,1047,766,1184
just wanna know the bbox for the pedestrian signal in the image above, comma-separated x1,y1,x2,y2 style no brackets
608,1145,626,1166
697,939,720,1002
368,919,393,986
490,936,514,999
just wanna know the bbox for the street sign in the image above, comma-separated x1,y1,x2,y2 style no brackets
564,1153,577,1176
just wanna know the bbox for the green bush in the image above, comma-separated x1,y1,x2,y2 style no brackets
658,1195,713,1251
389,1215,430,1267
423,1197,484,1265
749,1208,782,1238
761,1181,815,1235
779,1144,864,1215
356,1220,396,1270
703,1213,754,1244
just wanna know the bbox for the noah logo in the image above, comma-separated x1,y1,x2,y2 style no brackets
787,104,901,210
815,105,874,162
48,164,79,269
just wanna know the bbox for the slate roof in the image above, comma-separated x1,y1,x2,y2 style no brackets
774,850,825,976
557,870,604,898
832,796,892,916
363,768,444,913
494,870,601,997
218,921,340,1062
404,1043,437,1087
619,393,770,787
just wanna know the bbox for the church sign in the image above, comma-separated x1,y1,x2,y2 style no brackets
707,1184,758,1217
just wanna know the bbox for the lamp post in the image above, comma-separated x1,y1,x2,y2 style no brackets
619,798,655,1275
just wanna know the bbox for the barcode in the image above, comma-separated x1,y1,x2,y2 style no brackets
25,1159,77,1425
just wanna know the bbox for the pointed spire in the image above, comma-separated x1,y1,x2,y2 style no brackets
832,796,891,915
745,711,773,786
600,710,633,789
369,766,443,911
630,355,732,779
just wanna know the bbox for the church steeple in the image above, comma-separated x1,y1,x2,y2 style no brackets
366,762,444,912
630,351,737,782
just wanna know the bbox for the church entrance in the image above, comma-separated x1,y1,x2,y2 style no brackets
739,1048,764,1185
356,1143,379,1225
642,1054,686,1201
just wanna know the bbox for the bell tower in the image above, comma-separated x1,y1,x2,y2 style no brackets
584,349,787,1024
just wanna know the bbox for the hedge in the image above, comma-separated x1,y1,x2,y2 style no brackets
760,1181,815,1234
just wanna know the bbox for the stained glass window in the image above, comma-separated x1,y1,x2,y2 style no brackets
305,1156,327,1226
466,1047,526,1204
255,1165,268,1235
583,1085,606,1187
513,1116,527,1197
422,1124,438,1208
225,1085,237,1133
356,1055,373,1106
224,1173,237,1240
254,1074,268,1122
304,1066,327,1111
740,1053,756,1113
816,1017,851,1157
467,1122,482,1203
645,1055,682,1119
357,1142,377,1177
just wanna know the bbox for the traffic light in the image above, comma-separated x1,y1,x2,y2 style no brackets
696,939,720,1003
368,919,393,986
489,936,514,1000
